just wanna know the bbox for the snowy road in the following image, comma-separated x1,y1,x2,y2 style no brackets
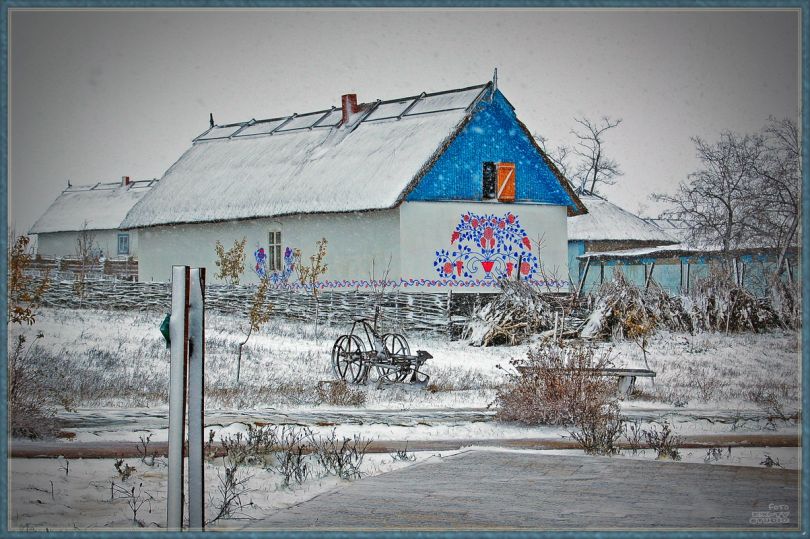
242,448,800,530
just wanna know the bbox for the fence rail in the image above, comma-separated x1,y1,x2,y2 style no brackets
35,277,458,334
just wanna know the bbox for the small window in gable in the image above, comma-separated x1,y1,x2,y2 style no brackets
117,233,130,255
483,162,497,199
268,231,282,271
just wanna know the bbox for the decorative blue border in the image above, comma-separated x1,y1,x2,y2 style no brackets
1,3,807,539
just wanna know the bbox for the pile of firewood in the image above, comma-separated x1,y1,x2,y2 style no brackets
465,280,561,346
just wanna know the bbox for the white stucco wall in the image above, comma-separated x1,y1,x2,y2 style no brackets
35,229,139,259
136,210,401,285
398,201,570,292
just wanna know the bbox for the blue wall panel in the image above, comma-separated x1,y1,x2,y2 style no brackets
407,91,574,207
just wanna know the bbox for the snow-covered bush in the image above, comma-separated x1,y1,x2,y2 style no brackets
465,279,559,346
495,342,616,426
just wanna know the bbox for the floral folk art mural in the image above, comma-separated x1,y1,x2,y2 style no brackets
434,211,539,281
253,246,295,284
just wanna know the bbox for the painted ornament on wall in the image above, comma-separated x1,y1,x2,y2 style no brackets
254,246,295,285
433,212,539,281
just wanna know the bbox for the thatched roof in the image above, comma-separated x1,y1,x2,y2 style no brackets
122,83,584,229
30,179,158,234
568,195,677,243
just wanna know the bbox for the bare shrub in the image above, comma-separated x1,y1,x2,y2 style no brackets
391,444,416,462
642,421,682,460
310,429,371,480
623,420,644,454
274,442,311,487
110,481,155,526
760,454,782,468
113,459,136,481
8,333,60,439
316,380,366,407
569,404,623,456
207,460,254,524
495,342,616,426
748,383,798,422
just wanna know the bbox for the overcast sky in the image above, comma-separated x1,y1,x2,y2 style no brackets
8,8,800,234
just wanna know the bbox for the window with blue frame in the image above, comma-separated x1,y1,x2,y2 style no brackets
117,233,130,255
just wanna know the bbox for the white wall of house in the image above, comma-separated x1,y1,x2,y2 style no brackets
136,210,401,284
399,201,570,292
136,202,569,292
35,229,139,259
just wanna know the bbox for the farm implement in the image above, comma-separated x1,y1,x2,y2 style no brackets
331,318,432,386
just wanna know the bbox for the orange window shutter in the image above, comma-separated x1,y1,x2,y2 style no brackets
497,162,516,202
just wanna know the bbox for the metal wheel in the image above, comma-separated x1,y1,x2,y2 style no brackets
331,335,366,383
382,333,411,382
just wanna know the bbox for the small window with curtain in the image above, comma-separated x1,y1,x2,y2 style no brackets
117,233,130,255
268,231,282,271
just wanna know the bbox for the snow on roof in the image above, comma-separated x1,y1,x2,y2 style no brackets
567,195,678,243
30,179,158,234
122,84,492,229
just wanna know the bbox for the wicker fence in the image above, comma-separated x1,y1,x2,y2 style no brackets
35,277,463,334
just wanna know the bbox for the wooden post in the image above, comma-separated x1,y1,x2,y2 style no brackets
644,261,656,290
576,257,591,298
167,266,190,530
686,261,691,294
187,268,206,530
600,261,604,285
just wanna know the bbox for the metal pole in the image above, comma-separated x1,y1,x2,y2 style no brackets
168,266,190,530
187,268,206,530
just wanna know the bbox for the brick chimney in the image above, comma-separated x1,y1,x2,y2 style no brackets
341,94,359,125
121,175,131,187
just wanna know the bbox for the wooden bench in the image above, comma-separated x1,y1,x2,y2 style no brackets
514,366,656,396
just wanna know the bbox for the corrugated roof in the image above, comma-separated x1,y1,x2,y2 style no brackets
30,180,158,234
567,195,677,243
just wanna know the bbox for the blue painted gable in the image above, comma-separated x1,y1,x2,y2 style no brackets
407,90,575,207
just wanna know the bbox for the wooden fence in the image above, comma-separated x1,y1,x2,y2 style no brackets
28,255,138,281
35,277,464,334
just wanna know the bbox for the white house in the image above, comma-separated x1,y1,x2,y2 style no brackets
122,81,586,292
30,177,158,259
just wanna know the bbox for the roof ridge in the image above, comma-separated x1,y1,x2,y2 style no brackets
195,82,491,142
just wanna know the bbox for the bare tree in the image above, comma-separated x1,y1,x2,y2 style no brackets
74,222,99,302
571,117,623,194
535,116,623,195
293,238,329,339
535,134,574,180
654,131,765,257
751,117,801,276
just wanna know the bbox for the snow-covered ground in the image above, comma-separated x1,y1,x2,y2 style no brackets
7,307,801,530
8,307,801,413
9,445,799,531
9,450,448,531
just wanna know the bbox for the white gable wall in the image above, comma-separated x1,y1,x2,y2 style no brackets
399,201,570,292
136,210,401,284
36,229,139,259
